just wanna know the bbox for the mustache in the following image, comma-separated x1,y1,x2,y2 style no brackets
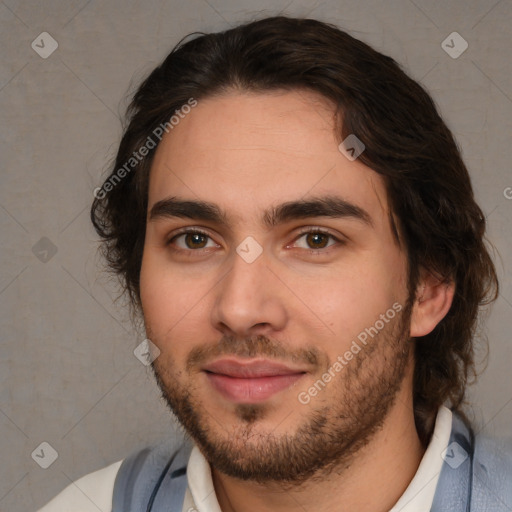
186,334,323,372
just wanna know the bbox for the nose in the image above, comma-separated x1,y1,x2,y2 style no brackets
210,247,288,338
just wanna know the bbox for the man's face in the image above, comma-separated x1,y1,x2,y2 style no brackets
140,90,413,483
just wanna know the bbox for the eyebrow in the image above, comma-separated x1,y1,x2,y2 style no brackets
149,195,373,229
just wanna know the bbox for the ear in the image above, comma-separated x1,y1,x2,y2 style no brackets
410,270,455,337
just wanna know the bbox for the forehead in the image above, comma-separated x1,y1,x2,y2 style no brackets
147,90,390,228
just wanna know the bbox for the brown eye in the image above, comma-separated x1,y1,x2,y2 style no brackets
183,232,208,249
305,232,330,249
292,229,340,251
168,229,218,252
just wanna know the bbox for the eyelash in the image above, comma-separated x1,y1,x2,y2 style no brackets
166,227,344,256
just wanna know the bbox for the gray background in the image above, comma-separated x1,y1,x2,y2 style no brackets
1,0,511,510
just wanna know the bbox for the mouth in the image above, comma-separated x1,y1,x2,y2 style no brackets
202,358,307,403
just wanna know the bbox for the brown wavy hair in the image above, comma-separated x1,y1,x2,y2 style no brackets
91,16,499,444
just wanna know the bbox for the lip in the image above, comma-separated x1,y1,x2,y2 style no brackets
203,358,305,378
203,358,307,403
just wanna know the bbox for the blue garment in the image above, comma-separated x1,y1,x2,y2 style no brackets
112,412,512,511
431,412,512,510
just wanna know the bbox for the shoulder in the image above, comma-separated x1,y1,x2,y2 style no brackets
112,435,193,511
451,411,512,467
38,433,191,512
37,459,123,512
474,428,512,471
472,428,512,508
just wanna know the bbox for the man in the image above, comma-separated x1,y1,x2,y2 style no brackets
39,16,511,512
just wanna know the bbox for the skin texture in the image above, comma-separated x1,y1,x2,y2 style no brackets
139,89,455,512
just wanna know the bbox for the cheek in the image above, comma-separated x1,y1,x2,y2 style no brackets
302,250,407,344
140,251,183,344
140,254,168,323
139,251,214,354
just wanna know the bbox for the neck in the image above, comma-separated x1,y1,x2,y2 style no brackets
211,370,425,512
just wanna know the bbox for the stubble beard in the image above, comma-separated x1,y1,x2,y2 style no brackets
148,302,413,487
